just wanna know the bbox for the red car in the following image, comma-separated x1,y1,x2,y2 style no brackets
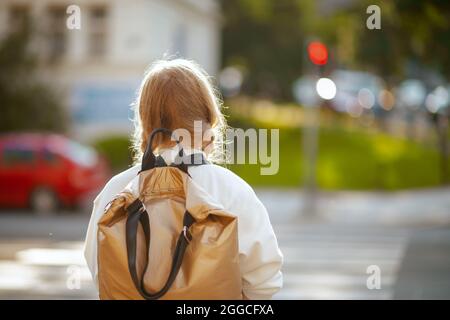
0,133,110,213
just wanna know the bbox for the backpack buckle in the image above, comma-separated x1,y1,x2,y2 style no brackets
182,226,192,243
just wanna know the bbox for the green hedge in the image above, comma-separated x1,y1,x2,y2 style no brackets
93,136,133,174
227,126,448,190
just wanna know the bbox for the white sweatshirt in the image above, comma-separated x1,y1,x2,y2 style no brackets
83,148,283,300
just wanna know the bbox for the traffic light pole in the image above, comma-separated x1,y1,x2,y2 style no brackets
302,103,319,217
300,40,329,218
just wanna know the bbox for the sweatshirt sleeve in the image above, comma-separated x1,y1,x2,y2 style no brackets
83,190,104,290
231,186,284,300
83,165,140,290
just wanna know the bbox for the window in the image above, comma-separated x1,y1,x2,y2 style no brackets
8,5,30,34
47,6,67,61
66,141,97,167
42,148,60,166
2,148,35,166
88,6,108,58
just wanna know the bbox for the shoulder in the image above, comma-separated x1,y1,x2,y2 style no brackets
189,164,259,210
191,164,255,194
95,164,140,204
108,164,140,186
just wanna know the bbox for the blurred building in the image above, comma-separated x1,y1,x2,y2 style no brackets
0,0,221,141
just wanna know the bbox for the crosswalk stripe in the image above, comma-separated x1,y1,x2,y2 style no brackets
272,223,409,299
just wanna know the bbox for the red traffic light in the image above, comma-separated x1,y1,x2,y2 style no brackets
307,41,328,65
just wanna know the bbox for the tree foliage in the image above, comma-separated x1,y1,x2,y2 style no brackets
220,0,450,100
0,26,67,133
221,0,305,101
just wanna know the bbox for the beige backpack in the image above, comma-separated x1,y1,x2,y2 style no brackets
97,129,242,299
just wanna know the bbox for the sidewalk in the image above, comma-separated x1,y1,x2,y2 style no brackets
394,227,450,299
256,187,450,226
260,187,450,299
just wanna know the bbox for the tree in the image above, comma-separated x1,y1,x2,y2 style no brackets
221,0,305,101
0,24,67,133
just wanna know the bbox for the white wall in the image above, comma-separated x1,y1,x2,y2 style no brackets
108,0,220,75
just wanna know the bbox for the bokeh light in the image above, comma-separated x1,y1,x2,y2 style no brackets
316,78,336,100
219,66,243,98
378,89,395,111
346,99,363,118
425,86,449,113
358,88,375,109
397,80,426,110
307,42,328,66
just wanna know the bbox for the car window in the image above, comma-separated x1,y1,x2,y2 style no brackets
66,141,97,167
2,148,36,166
42,148,60,166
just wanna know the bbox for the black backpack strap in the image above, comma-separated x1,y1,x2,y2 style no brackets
152,153,209,168
154,155,168,167
125,198,195,300
141,128,180,172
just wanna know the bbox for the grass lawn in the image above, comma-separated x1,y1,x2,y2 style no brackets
227,125,448,190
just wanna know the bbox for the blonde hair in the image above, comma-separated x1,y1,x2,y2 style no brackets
132,59,226,164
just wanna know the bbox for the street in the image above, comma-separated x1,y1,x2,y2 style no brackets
0,188,449,300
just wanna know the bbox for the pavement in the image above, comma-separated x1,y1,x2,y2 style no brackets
393,227,450,299
258,187,450,227
0,187,449,300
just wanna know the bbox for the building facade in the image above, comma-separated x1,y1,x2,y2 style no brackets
0,0,221,141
